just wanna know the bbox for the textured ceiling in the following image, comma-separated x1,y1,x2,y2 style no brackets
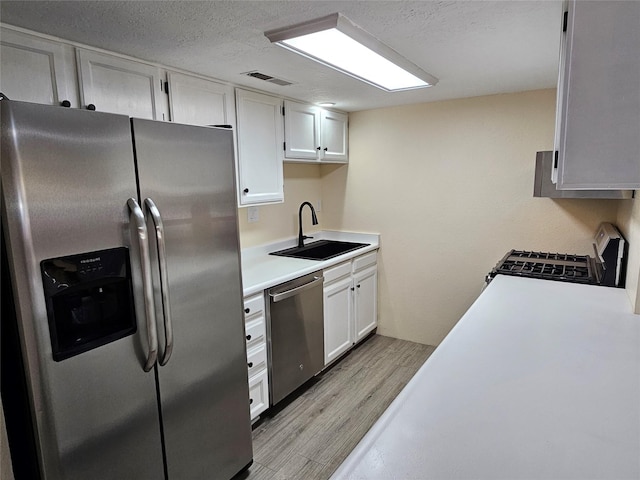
0,1,563,112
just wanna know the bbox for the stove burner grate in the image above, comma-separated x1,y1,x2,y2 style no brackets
489,250,598,285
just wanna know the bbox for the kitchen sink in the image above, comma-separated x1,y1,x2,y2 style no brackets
270,240,369,261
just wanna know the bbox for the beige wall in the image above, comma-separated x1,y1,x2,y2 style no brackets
238,163,323,248
320,89,621,345
617,196,640,311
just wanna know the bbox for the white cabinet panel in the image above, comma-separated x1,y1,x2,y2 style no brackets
555,0,640,189
248,369,269,420
354,266,378,342
0,28,77,107
167,72,235,127
324,276,354,366
247,343,267,378
77,49,165,119
284,100,320,160
235,88,284,205
321,110,348,162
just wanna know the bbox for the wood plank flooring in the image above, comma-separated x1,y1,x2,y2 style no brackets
238,334,436,480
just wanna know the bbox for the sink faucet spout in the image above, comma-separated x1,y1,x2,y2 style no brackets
298,202,319,248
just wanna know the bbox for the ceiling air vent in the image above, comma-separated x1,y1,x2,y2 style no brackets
244,71,293,86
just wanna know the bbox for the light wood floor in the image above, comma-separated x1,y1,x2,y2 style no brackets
239,334,436,480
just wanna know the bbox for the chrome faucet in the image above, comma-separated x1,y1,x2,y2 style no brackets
298,202,318,248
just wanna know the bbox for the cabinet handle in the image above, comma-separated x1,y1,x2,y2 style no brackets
316,146,321,150
246,334,252,341
248,362,253,368
350,287,355,291
249,398,254,405
244,308,250,314
357,284,361,288
86,104,96,111
323,147,328,151
60,100,71,108
243,188,249,194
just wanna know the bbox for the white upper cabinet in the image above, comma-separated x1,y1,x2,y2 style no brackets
284,100,348,163
235,88,284,205
554,0,640,190
284,100,320,160
166,72,235,128
320,109,348,162
0,28,77,107
76,49,166,120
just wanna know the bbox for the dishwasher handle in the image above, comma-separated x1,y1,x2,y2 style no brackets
269,275,324,303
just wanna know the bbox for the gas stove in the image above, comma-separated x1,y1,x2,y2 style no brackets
487,223,627,288
487,250,599,285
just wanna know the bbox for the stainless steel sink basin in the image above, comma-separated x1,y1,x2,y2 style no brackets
270,240,369,261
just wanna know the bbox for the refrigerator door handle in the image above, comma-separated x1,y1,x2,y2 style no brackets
127,198,159,372
144,197,174,366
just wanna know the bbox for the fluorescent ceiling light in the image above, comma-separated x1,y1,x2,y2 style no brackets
265,13,438,92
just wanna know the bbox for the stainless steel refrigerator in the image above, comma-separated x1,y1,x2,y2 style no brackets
1,100,253,479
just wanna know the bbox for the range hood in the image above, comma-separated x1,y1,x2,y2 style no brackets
533,152,634,199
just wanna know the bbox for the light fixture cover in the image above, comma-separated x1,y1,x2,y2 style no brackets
265,13,438,92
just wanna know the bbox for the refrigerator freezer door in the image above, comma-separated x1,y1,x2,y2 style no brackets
131,119,253,478
1,102,164,478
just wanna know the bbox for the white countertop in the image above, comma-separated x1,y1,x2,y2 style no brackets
241,231,380,297
331,275,640,480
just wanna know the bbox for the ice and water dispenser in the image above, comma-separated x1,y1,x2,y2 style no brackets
40,247,136,361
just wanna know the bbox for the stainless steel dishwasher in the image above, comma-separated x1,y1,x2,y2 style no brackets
267,271,324,406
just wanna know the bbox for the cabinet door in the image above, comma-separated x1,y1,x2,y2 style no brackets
77,49,165,119
353,265,377,343
167,72,235,127
323,276,353,366
320,110,348,163
0,28,77,107
555,0,640,189
235,89,284,205
284,100,320,161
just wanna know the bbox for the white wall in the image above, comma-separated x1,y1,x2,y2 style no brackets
320,89,621,345
617,196,640,312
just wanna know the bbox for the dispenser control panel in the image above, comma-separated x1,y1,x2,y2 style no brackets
41,247,137,361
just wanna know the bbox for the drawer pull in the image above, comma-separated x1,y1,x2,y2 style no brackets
246,334,252,341
248,362,254,368
244,308,250,314
249,398,253,405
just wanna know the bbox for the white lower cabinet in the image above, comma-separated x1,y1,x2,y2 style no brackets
248,369,269,421
243,292,269,421
323,251,378,366
354,264,378,342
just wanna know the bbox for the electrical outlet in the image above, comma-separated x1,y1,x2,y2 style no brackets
316,199,322,212
248,206,259,223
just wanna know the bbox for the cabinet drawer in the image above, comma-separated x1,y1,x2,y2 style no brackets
245,317,266,349
246,343,267,377
243,293,264,319
353,251,377,272
324,261,351,284
248,369,269,419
